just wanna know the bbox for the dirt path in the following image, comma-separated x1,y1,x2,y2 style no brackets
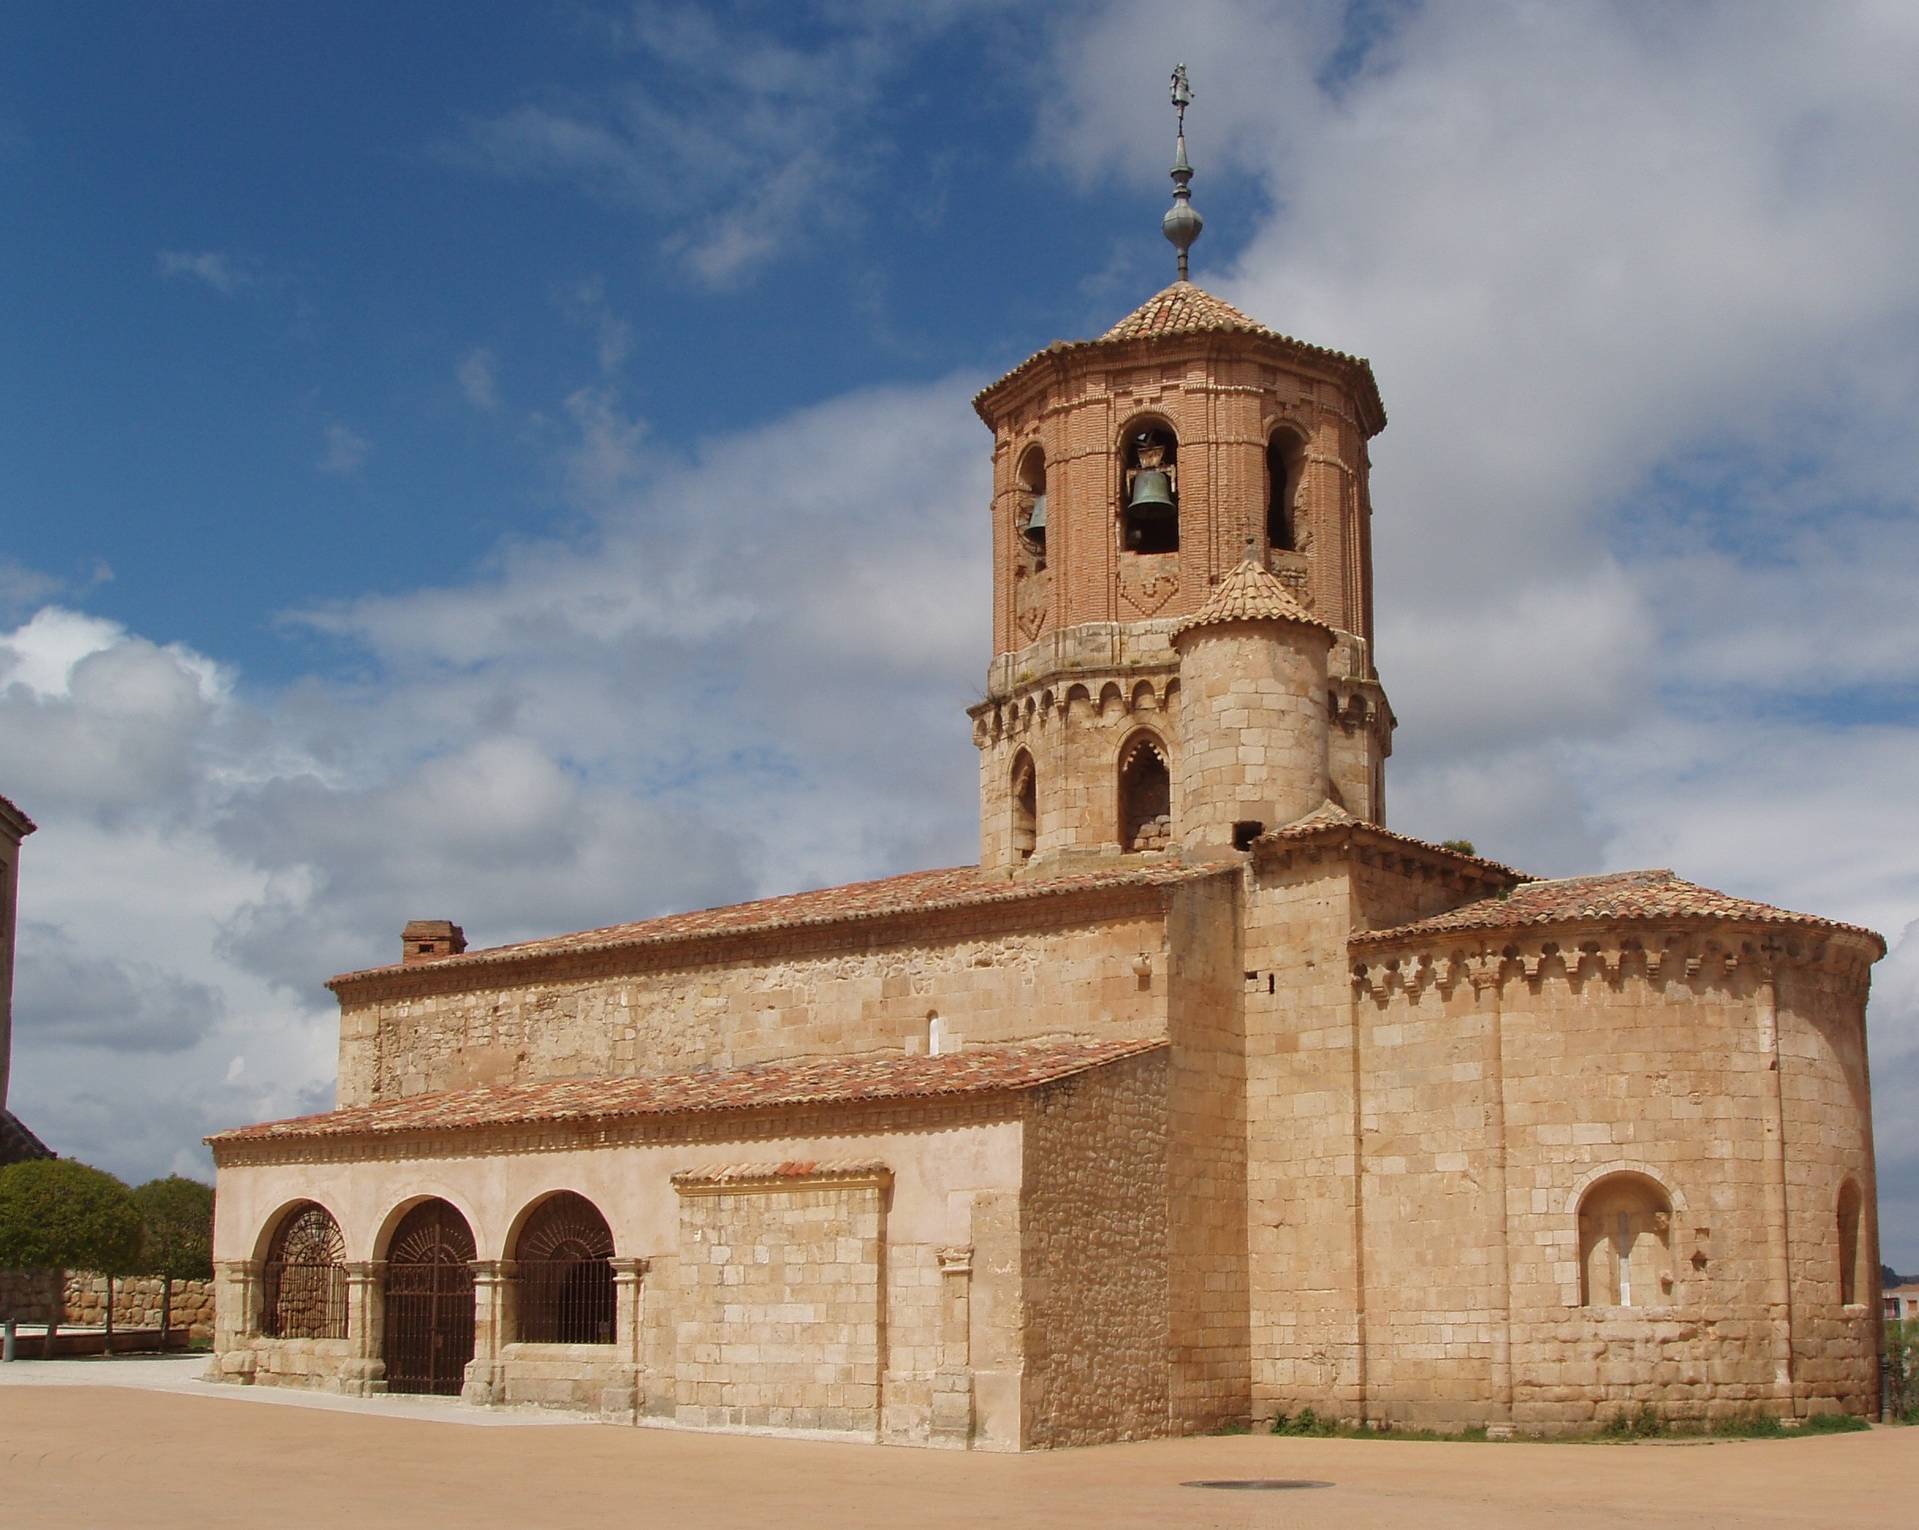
3,1384,1913,1530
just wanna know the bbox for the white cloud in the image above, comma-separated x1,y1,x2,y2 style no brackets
456,346,502,412
318,422,371,475
446,2,988,286
156,249,254,295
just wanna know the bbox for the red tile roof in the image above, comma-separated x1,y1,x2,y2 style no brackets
973,282,1386,432
1173,560,1330,639
209,1037,1168,1147
0,791,35,837
330,861,1225,989
1257,800,1531,881
1352,868,1884,952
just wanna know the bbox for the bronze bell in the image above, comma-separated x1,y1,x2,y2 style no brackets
1127,469,1176,517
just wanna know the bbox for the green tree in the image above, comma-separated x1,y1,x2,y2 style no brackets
0,1160,143,1346
131,1176,214,1345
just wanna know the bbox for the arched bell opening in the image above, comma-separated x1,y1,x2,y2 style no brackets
1016,445,1048,571
260,1201,348,1340
1010,749,1037,863
1118,732,1172,852
1266,427,1305,554
1120,418,1179,555
511,1191,616,1345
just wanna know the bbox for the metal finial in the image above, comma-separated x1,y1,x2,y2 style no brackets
1163,64,1202,281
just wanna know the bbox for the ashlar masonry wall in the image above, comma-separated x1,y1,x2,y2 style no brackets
338,898,1184,1106
1349,925,1881,1431
1019,1049,1171,1447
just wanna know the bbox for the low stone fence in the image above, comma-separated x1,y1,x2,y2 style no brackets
0,1270,214,1340
63,1273,215,1338
0,1268,62,1325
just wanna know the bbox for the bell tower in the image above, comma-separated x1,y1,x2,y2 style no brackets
970,69,1394,872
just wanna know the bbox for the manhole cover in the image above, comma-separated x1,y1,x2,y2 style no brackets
1181,1479,1332,1491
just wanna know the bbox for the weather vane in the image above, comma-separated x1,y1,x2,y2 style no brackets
1163,64,1202,281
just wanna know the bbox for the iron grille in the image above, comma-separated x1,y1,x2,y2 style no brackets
382,1200,476,1396
514,1192,616,1345
262,1203,348,1340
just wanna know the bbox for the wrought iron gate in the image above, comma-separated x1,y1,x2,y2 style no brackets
382,1199,476,1396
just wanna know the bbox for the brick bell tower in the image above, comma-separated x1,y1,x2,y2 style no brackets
970,68,1393,873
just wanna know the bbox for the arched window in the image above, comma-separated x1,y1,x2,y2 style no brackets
1266,430,1301,552
1838,1180,1864,1305
261,1201,347,1340
514,1192,616,1344
1017,446,1047,567
1119,734,1172,852
1578,1174,1674,1308
1121,420,1179,555
1010,750,1037,862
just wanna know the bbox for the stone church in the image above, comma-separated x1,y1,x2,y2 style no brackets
208,106,1886,1445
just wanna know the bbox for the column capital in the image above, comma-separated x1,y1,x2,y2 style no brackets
215,1258,263,1278
609,1257,652,1280
936,1246,974,1276
468,1259,516,1281
341,1260,387,1281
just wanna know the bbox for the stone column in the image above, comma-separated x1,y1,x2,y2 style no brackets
602,1257,651,1422
930,1246,975,1448
462,1260,515,1406
210,1258,261,1382
340,1261,387,1397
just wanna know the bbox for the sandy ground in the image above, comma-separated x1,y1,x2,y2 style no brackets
2,1359,1913,1530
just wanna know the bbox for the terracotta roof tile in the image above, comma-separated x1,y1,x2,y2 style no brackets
209,1037,1168,1147
1257,800,1531,881
1173,561,1331,638
0,1109,54,1166
973,282,1386,431
1097,282,1270,342
330,862,1226,989
0,792,35,836
1352,868,1884,952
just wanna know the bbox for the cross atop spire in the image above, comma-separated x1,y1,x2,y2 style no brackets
1162,64,1203,281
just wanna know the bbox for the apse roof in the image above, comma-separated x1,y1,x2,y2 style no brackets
1353,868,1884,953
209,1037,1169,1147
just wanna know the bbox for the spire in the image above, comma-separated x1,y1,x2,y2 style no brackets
1162,64,1203,281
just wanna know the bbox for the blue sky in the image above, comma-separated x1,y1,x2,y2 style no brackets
3,2,1919,1268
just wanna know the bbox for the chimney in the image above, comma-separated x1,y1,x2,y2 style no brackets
402,919,466,964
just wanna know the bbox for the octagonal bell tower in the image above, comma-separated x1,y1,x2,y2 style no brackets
969,78,1394,872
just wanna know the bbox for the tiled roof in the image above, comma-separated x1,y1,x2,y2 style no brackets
330,861,1225,988
1352,868,1885,952
1098,282,1270,342
209,1037,1169,1146
1173,560,1330,638
1258,800,1530,881
973,282,1386,431
0,1109,54,1165
0,791,35,836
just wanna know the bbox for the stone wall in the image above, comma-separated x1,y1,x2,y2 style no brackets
0,1267,61,1324
64,1272,215,1338
1020,1048,1170,1446
672,1167,887,1436
1349,925,1880,1431
1164,871,1250,1428
973,659,1180,870
339,906,1175,1106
